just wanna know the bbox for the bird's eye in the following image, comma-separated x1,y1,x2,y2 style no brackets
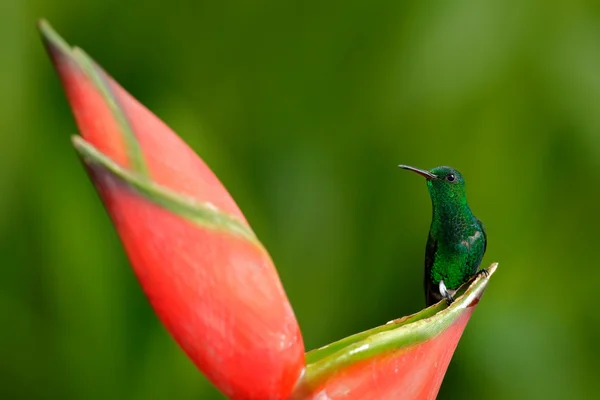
446,174,456,182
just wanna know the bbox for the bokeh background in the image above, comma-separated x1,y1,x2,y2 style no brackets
2,0,600,399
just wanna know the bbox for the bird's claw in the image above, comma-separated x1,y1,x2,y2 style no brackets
476,268,489,278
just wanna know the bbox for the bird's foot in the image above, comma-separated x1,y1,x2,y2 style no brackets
476,268,489,278
439,280,455,305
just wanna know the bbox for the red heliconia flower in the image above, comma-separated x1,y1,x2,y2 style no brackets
39,20,497,400
38,20,305,400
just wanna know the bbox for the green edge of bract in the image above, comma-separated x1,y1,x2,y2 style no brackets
38,19,148,177
73,136,259,244
72,47,149,176
305,300,446,365
297,263,497,395
38,19,72,58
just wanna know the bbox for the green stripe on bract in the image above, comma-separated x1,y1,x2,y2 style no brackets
38,20,72,59
71,48,149,177
38,20,148,177
296,263,497,395
72,136,259,244
305,300,446,365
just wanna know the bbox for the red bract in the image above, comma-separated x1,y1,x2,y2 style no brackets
306,316,471,399
290,264,496,400
39,20,305,400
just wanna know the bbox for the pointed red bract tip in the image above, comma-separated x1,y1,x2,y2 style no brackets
39,20,305,399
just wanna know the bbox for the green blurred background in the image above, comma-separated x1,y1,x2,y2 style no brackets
2,0,599,399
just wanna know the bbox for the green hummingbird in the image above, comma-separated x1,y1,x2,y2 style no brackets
399,165,487,306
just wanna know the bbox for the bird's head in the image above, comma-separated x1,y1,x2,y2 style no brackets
399,165,468,207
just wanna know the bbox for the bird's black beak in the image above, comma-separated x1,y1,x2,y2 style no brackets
398,165,437,180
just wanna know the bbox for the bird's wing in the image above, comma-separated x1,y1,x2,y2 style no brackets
424,233,440,306
477,218,487,254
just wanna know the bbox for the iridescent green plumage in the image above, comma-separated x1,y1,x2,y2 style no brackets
399,165,487,306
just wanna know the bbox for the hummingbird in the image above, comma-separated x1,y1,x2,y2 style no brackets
399,165,487,306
